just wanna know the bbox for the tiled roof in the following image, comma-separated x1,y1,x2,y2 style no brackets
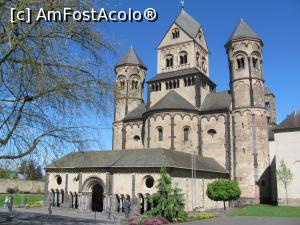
115,47,146,69
274,110,300,131
150,90,199,112
123,104,147,121
227,19,260,43
175,10,201,39
46,148,228,173
200,91,232,111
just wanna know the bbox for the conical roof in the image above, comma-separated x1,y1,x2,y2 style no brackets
174,9,201,39
227,19,260,43
115,47,146,69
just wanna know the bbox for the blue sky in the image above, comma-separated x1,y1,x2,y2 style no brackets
92,0,300,150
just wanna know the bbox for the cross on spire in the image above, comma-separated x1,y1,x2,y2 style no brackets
181,0,184,10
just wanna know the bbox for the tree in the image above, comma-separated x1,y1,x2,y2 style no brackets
206,179,241,210
277,160,293,205
0,1,116,160
147,166,186,221
18,160,43,180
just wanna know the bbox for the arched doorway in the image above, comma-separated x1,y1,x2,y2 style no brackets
91,183,104,212
82,176,105,212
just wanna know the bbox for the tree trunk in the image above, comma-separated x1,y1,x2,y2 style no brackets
285,182,288,205
223,201,226,210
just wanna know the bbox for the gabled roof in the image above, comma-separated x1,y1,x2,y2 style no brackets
150,90,199,112
123,103,147,121
274,110,300,132
227,19,260,43
200,91,232,111
115,47,147,69
174,10,201,39
46,148,227,174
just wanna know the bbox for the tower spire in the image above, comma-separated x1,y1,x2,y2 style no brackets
180,0,184,10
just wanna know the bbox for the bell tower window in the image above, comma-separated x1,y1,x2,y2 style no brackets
157,127,163,141
196,52,200,67
120,80,125,89
172,28,180,39
252,57,258,68
131,80,138,89
237,56,245,69
179,51,187,64
166,55,173,68
183,127,190,142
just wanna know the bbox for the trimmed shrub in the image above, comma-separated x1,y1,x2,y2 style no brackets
206,179,241,210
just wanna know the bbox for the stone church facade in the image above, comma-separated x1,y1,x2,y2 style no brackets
46,9,275,212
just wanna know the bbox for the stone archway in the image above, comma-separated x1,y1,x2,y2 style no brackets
81,176,105,212
92,183,104,212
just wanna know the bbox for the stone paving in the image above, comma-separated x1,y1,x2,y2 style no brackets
0,207,119,225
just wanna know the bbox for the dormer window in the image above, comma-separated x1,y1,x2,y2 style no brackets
237,56,245,69
172,28,180,39
179,51,187,64
166,55,173,68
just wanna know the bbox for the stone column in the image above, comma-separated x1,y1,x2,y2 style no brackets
103,195,107,212
144,198,148,212
64,174,69,207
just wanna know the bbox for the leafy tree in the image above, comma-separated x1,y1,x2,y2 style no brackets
0,168,16,179
147,166,186,221
0,1,116,160
18,160,43,180
206,179,241,210
277,160,293,205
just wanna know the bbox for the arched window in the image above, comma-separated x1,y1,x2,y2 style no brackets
207,129,217,137
165,55,173,68
252,57,258,68
134,135,140,141
131,80,138,89
179,52,188,64
183,127,190,142
196,52,200,67
157,127,163,141
236,56,245,69
202,57,207,73
120,80,125,89
172,28,180,39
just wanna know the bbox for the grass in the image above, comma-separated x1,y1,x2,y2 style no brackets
227,204,300,217
0,193,45,206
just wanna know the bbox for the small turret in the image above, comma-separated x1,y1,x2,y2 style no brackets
113,47,147,150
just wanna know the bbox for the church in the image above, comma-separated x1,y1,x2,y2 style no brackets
45,8,276,212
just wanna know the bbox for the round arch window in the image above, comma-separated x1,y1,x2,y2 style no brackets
207,129,217,137
56,175,62,185
144,176,155,188
134,135,140,142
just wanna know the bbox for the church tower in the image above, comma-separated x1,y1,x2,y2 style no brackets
112,47,147,150
225,19,271,203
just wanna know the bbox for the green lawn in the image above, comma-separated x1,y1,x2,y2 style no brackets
227,204,300,217
0,194,45,206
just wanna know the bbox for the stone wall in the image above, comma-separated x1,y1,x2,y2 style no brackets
0,178,44,193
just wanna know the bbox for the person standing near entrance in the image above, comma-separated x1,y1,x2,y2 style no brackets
123,198,131,218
